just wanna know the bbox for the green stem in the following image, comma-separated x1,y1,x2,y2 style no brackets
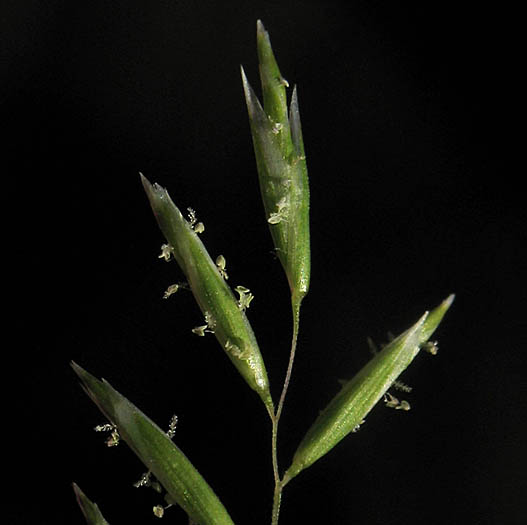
271,478,282,525
270,411,280,492
270,298,302,525
277,299,301,421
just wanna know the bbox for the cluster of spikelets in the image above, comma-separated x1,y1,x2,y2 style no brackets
72,21,454,525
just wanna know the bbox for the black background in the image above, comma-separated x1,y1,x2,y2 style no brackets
4,1,524,524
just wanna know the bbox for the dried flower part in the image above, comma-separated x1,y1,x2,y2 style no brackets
241,20,310,314
73,483,111,525
94,422,120,447
134,470,163,493
163,284,180,299
71,363,235,525
141,174,273,412
167,415,178,439
384,392,411,411
284,295,454,482
215,255,228,280
234,285,254,311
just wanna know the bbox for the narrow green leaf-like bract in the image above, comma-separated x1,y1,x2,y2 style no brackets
141,174,273,413
71,363,236,525
242,20,310,315
284,295,454,481
73,483,111,525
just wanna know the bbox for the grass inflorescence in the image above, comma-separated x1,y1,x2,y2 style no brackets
72,20,454,525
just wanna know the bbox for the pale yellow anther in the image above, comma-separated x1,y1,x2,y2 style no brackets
158,244,173,262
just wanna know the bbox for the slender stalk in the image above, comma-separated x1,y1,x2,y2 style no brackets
271,477,282,525
270,299,302,525
277,300,301,421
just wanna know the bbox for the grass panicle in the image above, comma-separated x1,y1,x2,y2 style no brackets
73,21,454,525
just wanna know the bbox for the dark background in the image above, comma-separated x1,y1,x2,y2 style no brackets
4,1,524,524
